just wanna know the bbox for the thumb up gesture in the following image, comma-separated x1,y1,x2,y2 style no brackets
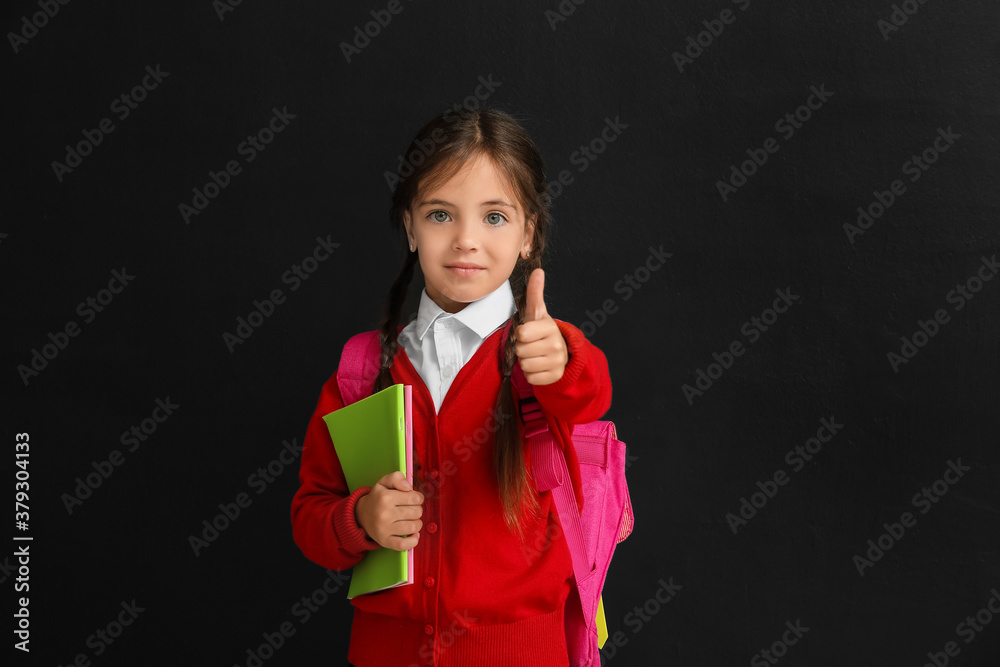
514,269,569,385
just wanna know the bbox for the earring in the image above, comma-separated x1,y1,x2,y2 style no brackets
525,250,530,258
409,244,414,251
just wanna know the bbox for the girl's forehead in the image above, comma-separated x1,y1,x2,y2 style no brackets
417,155,520,205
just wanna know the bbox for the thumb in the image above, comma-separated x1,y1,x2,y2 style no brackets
524,268,548,322
379,470,411,491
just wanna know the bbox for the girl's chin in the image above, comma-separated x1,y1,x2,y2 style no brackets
434,289,489,312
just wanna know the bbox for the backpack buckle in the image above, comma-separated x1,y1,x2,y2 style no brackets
518,396,548,437
518,395,541,417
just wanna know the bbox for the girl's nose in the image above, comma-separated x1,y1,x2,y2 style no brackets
452,215,480,251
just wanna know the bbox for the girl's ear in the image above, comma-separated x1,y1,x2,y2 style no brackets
403,210,414,246
522,213,537,256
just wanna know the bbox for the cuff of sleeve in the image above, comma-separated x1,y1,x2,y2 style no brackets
547,319,587,392
334,486,381,554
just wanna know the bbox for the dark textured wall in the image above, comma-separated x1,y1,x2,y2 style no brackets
5,1,999,665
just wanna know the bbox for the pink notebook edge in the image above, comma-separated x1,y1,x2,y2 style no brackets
404,385,414,585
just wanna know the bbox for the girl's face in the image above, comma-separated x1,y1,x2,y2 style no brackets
403,154,535,314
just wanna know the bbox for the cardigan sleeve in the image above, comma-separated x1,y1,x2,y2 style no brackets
531,319,612,424
290,371,381,571
529,318,613,511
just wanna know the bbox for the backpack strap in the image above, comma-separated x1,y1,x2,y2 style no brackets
337,327,404,406
499,324,593,595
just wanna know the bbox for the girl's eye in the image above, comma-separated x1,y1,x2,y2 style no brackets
430,210,450,223
485,212,507,226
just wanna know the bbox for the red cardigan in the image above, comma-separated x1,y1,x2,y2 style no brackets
290,319,612,666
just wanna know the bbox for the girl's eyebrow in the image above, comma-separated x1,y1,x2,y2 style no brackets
417,198,517,209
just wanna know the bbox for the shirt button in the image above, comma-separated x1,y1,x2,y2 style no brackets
426,522,438,534
424,576,436,588
442,365,454,377
443,319,453,328
424,624,435,635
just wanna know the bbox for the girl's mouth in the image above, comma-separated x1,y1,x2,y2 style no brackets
448,266,483,276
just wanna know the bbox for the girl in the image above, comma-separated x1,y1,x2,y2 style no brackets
291,106,612,667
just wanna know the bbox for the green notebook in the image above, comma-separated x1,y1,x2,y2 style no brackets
322,384,414,599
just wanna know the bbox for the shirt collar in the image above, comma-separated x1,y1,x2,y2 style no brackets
414,279,516,341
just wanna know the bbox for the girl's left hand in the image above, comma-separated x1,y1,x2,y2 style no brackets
514,268,569,386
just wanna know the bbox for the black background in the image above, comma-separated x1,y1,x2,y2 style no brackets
4,1,1000,665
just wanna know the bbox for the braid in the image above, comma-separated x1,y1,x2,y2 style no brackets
374,249,421,480
494,251,545,535
374,250,418,394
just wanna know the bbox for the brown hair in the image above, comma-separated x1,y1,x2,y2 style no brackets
373,106,551,534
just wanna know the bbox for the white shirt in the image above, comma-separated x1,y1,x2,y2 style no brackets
398,280,516,413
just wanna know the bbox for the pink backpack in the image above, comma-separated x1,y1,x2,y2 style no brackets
336,323,635,667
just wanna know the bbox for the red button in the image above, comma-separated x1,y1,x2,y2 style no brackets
426,522,438,534
424,576,435,588
428,469,439,479
424,624,434,635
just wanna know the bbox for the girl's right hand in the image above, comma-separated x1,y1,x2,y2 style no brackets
355,470,424,551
